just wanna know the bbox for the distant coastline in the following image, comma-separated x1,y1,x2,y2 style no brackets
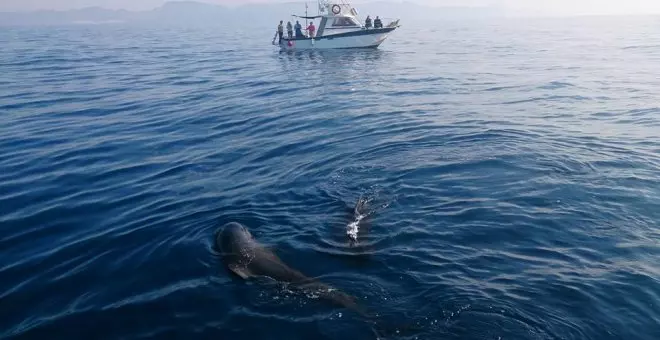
2,1,656,27
0,1,505,26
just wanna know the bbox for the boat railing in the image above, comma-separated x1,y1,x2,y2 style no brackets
362,17,400,29
383,18,400,28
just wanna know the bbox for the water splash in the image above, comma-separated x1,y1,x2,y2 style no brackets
346,213,365,242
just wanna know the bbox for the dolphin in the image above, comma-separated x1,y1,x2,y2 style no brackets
347,195,371,243
214,221,422,339
215,222,369,316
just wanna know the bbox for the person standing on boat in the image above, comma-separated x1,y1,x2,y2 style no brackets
306,21,316,38
286,21,293,39
294,21,304,38
374,16,383,28
365,15,372,29
277,20,284,43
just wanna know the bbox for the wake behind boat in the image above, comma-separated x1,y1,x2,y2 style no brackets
273,0,400,50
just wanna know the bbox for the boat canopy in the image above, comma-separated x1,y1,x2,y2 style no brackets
293,15,324,19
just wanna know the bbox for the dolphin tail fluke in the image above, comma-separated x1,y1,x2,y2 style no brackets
368,319,424,340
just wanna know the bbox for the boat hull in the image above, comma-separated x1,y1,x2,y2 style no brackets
278,27,397,50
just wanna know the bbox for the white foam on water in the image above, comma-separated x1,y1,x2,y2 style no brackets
347,213,364,241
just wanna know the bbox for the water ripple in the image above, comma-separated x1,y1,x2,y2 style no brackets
1,17,660,340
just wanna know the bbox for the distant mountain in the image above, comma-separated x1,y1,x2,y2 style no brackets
0,1,506,27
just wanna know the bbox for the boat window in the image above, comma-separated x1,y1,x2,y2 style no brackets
332,17,358,27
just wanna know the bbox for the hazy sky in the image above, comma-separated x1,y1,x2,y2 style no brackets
2,0,660,15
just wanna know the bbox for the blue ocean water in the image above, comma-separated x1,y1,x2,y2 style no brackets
1,16,659,340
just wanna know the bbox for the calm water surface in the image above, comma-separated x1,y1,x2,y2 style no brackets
1,16,659,340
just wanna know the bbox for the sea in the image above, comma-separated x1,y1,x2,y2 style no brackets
1,15,659,340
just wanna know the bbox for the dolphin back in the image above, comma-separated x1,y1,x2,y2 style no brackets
297,281,371,319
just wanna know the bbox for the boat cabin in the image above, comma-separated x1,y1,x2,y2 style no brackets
290,1,372,39
317,14,361,37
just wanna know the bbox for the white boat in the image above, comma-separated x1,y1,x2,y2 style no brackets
274,0,400,50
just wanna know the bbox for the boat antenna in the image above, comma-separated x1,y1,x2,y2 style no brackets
305,2,308,30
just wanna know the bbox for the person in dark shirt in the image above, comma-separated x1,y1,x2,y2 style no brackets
374,16,382,28
294,21,304,38
365,15,372,29
286,21,293,39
